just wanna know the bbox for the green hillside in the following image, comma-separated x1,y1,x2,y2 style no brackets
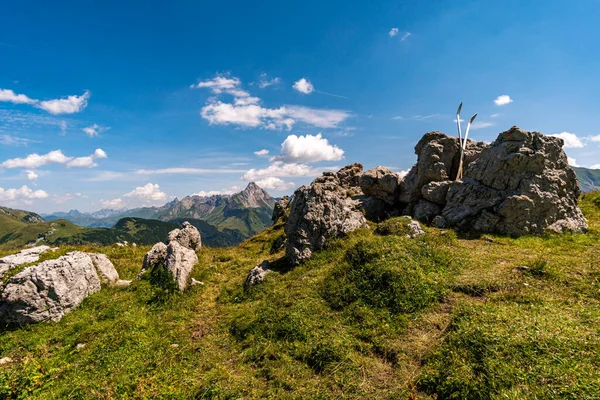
575,166,600,192
1,193,598,398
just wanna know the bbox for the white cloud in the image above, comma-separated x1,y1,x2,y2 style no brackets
398,169,409,179
470,121,495,130
589,135,600,143
0,134,36,146
258,74,280,88
0,89,36,104
271,133,344,163
193,186,240,197
567,157,580,167
549,132,585,148
37,91,90,114
124,183,168,202
1,148,107,169
234,96,261,106
293,78,314,94
243,162,323,181
494,95,513,106
26,170,39,180
254,149,269,156
490,113,500,118
391,116,403,120
53,192,87,204
285,106,350,129
0,185,48,201
100,198,125,209
200,101,294,130
83,123,108,137
401,32,412,41
191,75,250,98
59,120,67,136
590,164,600,170
389,28,399,37
255,177,295,191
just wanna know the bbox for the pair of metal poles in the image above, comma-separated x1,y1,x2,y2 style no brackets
455,102,477,181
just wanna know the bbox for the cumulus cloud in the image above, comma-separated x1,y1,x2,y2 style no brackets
591,164,600,170
100,198,125,209
254,149,269,156
37,91,90,115
83,124,109,137
0,89,36,104
201,101,294,130
589,135,600,143
567,157,580,167
255,177,295,191
388,28,399,37
243,162,323,181
549,132,585,148
0,185,48,201
124,183,168,201
271,133,344,163
293,78,314,94
26,170,39,180
494,95,513,106
1,148,107,169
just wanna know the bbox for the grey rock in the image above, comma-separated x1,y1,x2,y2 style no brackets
413,199,442,223
432,215,447,228
335,163,364,191
245,260,271,287
272,196,290,223
138,242,168,279
168,221,202,252
0,357,13,365
360,166,403,205
0,252,101,326
406,219,426,238
114,279,132,288
165,241,198,291
421,180,452,205
441,127,587,235
191,278,204,286
88,253,119,284
285,166,368,265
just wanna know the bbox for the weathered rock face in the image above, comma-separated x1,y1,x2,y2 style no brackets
440,127,588,235
0,251,118,326
88,253,119,284
167,221,202,252
245,260,271,287
165,241,198,291
335,163,364,191
0,246,53,280
272,196,290,223
285,167,368,265
399,132,487,205
360,166,403,205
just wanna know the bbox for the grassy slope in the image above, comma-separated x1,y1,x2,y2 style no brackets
0,194,599,399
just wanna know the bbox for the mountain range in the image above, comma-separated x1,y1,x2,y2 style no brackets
1,183,275,250
574,167,600,193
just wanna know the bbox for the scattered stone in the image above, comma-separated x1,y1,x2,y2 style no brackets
114,279,132,288
272,196,290,223
88,253,119,284
406,219,426,238
191,278,204,286
0,357,13,365
168,221,202,252
359,166,402,205
374,216,426,238
285,167,368,265
76,343,86,350
170,343,179,348
0,252,102,326
245,261,272,287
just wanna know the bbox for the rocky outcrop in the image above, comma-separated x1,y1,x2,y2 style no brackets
138,222,201,290
272,196,290,223
165,241,198,291
285,167,368,265
0,251,119,326
440,127,587,235
360,166,403,205
0,246,54,280
245,260,271,287
168,221,202,252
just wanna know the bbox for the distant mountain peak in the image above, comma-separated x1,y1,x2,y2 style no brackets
236,182,274,208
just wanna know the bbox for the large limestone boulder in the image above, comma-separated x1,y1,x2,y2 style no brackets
138,242,168,279
0,251,118,326
360,166,403,205
165,241,198,291
88,253,119,284
167,221,202,252
285,166,368,265
0,246,52,280
440,127,587,235
399,132,487,205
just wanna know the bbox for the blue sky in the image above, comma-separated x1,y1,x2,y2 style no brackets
1,0,599,213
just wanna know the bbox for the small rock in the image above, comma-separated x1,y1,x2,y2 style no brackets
170,343,179,348
114,279,132,287
191,278,204,286
245,261,271,287
76,343,86,350
406,220,426,238
513,265,530,273
0,357,13,365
